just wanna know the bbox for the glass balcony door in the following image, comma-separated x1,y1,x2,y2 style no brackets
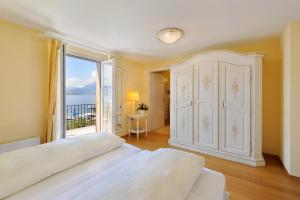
100,59,116,133
63,52,116,137
64,55,99,137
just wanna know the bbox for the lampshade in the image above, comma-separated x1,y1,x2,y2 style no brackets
128,91,140,101
157,28,184,44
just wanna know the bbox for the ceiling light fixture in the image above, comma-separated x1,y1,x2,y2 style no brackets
157,28,184,44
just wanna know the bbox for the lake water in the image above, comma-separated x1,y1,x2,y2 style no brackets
66,95,96,105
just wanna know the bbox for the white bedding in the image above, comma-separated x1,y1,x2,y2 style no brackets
186,168,226,200
58,148,204,200
0,133,124,199
6,143,226,200
5,144,140,200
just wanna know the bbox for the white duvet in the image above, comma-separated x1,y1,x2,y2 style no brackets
54,148,205,200
1,133,205,200
0,133,124,199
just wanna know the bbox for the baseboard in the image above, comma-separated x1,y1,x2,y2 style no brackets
169,139,265,167
226,192,230,200
116,130,128,137
280,160,300,180
0,137,40,153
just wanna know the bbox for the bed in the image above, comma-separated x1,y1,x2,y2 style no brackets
0,133,227,200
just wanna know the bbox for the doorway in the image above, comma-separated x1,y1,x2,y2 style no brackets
149,70,170,135
62,49,117,138
64,55,98,137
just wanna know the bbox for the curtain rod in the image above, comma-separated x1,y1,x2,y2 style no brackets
41,32,113,58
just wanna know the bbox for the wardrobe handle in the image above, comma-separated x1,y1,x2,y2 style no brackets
222,100,226,108
190,100,193,106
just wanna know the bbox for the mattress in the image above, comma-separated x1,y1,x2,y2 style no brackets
7,144,226,200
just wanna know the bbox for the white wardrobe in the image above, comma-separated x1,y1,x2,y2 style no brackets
169,51,265,166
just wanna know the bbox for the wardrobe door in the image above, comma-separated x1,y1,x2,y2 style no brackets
194,62,219,149
220,62,251,156
171,64,193,144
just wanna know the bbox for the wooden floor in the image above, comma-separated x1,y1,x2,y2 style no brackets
123,132,300,200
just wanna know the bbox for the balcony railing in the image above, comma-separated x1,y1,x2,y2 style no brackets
65,104,96,130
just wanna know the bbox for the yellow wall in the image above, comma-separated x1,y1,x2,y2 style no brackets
0,19,147,142
281,25,292,172
290,22,300,177
145,37,282,155
116,57,146,136
0,20,48,144
281,22,300,177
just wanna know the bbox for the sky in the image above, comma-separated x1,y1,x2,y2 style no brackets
66,55,97,88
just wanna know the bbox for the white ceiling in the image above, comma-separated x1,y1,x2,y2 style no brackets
0,0,300,64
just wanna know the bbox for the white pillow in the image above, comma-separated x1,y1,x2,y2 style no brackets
0,132,124,199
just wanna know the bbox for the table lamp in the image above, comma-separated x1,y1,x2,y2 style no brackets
128,91,140,114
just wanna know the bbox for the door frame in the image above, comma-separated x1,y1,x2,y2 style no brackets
115,66,125,135
146,66,170,132
60,49,104,138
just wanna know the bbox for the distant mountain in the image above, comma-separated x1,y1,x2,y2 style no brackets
66,83,96,95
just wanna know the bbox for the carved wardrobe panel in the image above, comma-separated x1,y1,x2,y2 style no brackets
170,51,264,166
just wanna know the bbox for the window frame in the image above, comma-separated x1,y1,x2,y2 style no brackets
61,49,102,138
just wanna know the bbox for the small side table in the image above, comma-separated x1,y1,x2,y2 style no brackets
128,114,148,141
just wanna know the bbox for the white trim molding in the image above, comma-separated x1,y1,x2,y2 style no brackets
42,32,113,59
169,139,265,166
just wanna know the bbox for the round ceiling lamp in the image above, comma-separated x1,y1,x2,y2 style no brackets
157,28,184,44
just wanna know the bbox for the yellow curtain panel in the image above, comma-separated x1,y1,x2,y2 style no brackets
41,39,61,143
